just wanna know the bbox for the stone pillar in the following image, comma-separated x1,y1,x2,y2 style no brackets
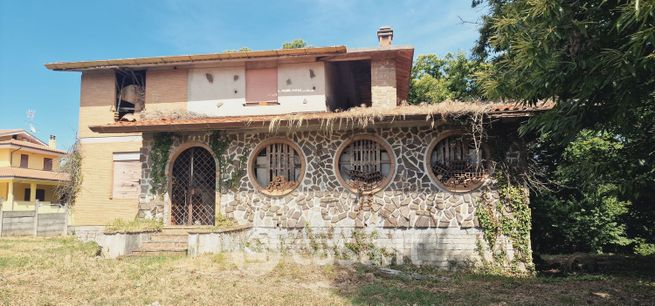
371,58,397,108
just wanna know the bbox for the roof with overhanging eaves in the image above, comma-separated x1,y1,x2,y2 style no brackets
88,101,554,134
45,45,416,107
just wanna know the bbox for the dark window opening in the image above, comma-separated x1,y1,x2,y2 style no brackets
19,154,28,168
115,69,146,121
23,188,45,201
43,158,53,171
325,60,371,111
37,189,45,202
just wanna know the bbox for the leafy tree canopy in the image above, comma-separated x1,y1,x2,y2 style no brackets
282,39,309,49
472,0,654,254
409,52,488,103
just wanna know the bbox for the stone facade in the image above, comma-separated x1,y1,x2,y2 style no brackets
138,125,500,230
217,126,496,230
136,124,525,267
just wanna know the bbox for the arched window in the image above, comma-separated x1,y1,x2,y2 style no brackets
335,135,395,194
426,133,489,192
248,139,305,196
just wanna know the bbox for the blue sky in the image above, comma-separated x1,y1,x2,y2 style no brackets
0,0,486,150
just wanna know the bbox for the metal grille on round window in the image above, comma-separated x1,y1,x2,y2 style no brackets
253,142,303,195
338,139,392,193
429,135,488,191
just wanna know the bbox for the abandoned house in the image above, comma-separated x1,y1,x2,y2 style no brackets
46,27,548,266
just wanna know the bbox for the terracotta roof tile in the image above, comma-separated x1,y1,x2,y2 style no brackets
0,139,66,155
45,46,348,71
0,167,69,182
90,101,554,133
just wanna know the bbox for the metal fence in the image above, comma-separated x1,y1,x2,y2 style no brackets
0,202,68,237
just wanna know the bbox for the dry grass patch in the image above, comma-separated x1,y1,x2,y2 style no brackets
104,218,163,234
0,237,347,305
0,237,653,305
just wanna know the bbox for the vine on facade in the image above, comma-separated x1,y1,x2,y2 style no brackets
150,132,174,195
476,169,534,274
462,112,534,274
209,131,246,192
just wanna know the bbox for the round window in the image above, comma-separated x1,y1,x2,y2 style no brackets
425,133,489,192
334,135,395,194
248,139,305,196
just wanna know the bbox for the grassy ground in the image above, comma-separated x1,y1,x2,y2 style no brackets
0,237,653,305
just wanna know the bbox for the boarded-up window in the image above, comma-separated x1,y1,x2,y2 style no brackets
43,158,53,171
337,137,394,193
20,154,28,168
250,139,304,196
112,152,141,199
246,68,278,104
428,134,488,192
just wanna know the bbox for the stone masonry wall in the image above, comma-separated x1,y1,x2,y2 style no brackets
137,126,502,228
136,125,522,266
217,126,497,230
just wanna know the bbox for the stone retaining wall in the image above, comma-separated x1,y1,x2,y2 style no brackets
187,226,513,268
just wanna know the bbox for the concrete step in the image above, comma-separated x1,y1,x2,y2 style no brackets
130,250,187,257
149,234,188,243
140,241,188,251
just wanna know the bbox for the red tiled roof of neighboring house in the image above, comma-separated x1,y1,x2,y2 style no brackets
89,101,554,133
0,129,24,135
0,139,66,155
0,129,47,146
0,167,69,182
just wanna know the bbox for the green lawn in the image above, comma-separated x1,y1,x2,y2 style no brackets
0,237,653,305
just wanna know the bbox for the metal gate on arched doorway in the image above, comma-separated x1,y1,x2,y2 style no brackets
170,147,216,226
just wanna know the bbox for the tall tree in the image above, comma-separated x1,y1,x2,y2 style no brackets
473,0,655,254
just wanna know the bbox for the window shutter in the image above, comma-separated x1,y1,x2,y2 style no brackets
20,154,28,168
43,158,53,171
112,152,141,199
246,68,278,103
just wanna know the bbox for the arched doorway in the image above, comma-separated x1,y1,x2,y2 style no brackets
170,147,216,225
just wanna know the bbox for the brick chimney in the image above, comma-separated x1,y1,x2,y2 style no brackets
371,26,398,108
48,135,56,149
377,26,393,47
